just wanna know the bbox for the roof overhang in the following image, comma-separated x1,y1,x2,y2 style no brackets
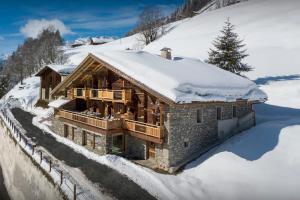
50,53,175,105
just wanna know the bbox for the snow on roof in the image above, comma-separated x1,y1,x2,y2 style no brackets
91,50,267,103
91,36,115,44
40,64,77,76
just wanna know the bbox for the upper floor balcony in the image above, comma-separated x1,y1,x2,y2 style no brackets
73,88,132,103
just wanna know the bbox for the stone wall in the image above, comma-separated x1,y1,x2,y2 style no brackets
50,116,111,155
166,101,254,170
0,121,63,200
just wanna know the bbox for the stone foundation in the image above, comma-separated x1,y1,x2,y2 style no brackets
50,117,112,155
50,100,255,173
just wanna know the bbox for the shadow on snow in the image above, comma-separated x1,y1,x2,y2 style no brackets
186,103,300,169
254,74,300,86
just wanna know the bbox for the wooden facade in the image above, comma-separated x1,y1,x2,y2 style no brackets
54,56,166,145
36,67,62,101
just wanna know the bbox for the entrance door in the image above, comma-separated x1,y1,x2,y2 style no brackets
148,142,156,159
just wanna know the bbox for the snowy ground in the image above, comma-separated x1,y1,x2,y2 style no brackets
1,0,300,199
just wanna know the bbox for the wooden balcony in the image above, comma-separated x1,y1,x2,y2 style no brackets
58,109,163,143
123,119,163,139
89,89,131,103
58,109,121,130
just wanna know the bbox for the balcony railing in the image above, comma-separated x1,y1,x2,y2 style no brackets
58,109,121,130
89,89,131,103
123,119,163,139
58,109,163,140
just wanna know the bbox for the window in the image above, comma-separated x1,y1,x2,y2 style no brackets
63,124,69,137
232,105,237,118
184,141,189,148
217,107,222,120
196,109,203,123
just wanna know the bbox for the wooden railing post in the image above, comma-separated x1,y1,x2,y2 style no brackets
73,184,77,200
60,170,63,185
49,160,52,172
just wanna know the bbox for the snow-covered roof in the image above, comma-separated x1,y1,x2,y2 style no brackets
36,64,77,76
89,50,266,103
91,36,115,44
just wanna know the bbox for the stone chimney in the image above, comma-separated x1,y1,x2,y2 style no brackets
160,47,172,60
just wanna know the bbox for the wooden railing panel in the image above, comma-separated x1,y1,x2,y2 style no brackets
74,88,131,103
58,110,121,130
59,110,163,139
124,119,163,139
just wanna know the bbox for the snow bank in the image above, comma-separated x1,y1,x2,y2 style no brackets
0,77,40,110
91,50,266,103
48,99,70,109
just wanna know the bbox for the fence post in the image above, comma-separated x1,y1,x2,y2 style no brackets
60,171,63,185
40,151,43,163
73,184,77,200
49,160,52,172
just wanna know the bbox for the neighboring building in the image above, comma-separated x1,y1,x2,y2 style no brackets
71,37,115,48
35,64,76,103
48,50,267,173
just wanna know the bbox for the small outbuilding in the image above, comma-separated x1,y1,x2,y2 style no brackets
35,64,76,103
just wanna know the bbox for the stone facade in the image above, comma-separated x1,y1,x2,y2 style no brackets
159,101,254,172
50,100,254,173
50,116,112,155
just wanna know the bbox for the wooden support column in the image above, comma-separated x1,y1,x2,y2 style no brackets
159,102,165,138
93,134,96,149
159,102,165,126
82,131,86,146
143,92,148,123
71,127,75,140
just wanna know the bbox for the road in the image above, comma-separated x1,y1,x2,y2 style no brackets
11,108,156,200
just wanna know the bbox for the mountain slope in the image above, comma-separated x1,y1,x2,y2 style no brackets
144,0,300,79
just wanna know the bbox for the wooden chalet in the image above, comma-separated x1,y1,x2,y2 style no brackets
48,50,266,172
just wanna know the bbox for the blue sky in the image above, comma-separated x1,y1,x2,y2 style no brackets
0,0,184,55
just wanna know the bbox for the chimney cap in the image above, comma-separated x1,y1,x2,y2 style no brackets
160,47,172,52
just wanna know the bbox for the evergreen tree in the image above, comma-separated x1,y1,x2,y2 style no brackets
206,19,252,75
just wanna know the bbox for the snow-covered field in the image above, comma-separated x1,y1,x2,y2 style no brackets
1,0,300,199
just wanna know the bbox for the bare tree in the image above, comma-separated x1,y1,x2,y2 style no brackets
3,26,65,85
137,6,165,45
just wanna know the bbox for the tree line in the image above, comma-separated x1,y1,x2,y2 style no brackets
2,26,65,85
0,26,65,98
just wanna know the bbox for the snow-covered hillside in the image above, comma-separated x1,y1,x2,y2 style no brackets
145,0,300,80
1,0,300,199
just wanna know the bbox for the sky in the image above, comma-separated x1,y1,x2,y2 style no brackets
0,0,184,55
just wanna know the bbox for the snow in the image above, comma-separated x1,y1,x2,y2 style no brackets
144,0,300,80
1,0,300,199
91,50,266,103
72,36,115,46
43,64,77,76
91,36,115,44
65,33,144,65
48,99,70,108
0,76,40,110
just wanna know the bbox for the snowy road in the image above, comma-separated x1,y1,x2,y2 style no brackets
11,108,156,200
